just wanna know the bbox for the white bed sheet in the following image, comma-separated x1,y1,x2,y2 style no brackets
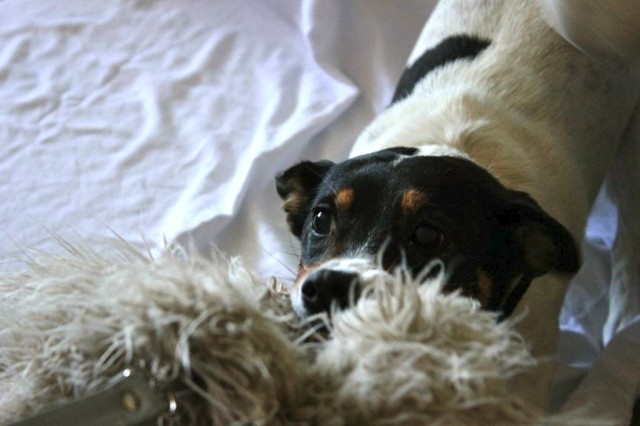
1,0,638,422
0,0,360,269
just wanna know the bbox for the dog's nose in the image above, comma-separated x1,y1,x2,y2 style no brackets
300,269,360,315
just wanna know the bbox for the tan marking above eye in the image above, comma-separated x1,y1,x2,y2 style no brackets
401,189,428,215
335,188,354,212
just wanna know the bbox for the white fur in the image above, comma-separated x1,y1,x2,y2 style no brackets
0,241,575,424
350,0,640,406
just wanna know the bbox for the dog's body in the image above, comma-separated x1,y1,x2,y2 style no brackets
277,0,640,406
350,0,640,346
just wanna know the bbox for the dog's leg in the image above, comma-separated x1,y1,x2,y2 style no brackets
507,273,572,410
604,103,640,343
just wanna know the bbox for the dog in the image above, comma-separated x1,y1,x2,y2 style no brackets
276,0,640,403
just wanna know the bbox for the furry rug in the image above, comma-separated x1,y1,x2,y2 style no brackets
0,241,542,425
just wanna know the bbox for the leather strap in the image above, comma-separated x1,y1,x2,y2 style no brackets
10,371,168,426
498,274,534,322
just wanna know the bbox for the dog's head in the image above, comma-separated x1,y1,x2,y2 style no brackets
276,147,579,320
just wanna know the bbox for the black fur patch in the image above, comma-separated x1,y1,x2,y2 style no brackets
277,149,579,319
392,35,491,104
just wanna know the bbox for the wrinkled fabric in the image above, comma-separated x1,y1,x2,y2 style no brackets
0,0,359,267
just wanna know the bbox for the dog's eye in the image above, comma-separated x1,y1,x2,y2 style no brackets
412,223,444,250
312,209,332,236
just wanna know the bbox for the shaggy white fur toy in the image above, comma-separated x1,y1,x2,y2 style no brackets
0,241,543,425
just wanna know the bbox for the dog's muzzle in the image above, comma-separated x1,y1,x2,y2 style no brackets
292,258,389,318
300,269,361,315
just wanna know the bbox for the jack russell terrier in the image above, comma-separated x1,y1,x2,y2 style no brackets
276,0,640,405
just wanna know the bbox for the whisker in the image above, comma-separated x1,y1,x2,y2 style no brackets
240,234,299,276
279,249,300,258
286,236,301,263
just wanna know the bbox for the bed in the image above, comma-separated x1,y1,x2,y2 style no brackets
1,0,638,423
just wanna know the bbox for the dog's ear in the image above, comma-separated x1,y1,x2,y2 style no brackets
494,193,580,277
275,160,334,237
